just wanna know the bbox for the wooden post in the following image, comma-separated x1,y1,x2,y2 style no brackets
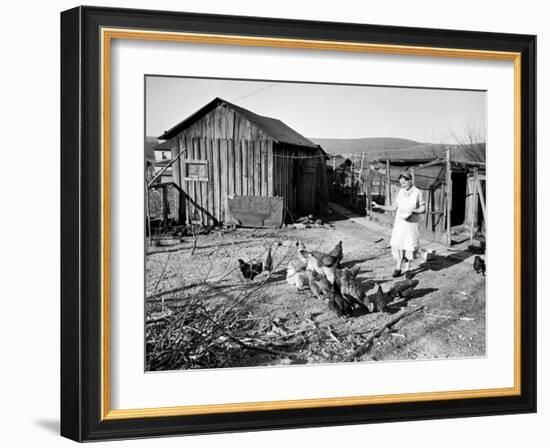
359,152,365,210
350,161,354,207
475,177,487,225
146,183,152,248
469,167,479,243
410,166,415,185
365,164,372,216
385,159,391,206
445,148,452,246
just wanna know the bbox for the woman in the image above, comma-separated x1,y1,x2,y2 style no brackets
372,171,426,277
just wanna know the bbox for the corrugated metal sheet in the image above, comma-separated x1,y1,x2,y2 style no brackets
370,143,485,165
160,97,318,149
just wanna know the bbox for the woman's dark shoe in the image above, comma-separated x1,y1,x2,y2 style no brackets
392,269,402,278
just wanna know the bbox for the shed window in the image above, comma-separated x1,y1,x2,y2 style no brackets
182,159,208,181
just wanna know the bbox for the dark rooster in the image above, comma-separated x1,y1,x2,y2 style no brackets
473,256,486,276
263,246,273,272
373,285,387,312
335,267,370,312
238,259,263,281
328,292,353,318
389,278,419,299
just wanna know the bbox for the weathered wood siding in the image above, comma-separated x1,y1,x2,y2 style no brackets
171,136,274,225
168,104,329,225
272,144,328,219
172,104,272,141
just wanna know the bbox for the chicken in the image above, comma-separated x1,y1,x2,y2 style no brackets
389,278,419,299
306,270,332,300
335,268,372,312
286,262,309,291
238,259,263,281
473,256,486,276
328,292,353,318
327,241,343,267
297,241,338,284
263,246,273,272
373,285,387,312
297,241,339,268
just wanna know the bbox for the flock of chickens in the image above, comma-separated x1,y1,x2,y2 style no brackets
238,240,420,318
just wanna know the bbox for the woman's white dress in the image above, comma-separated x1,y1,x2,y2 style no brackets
390,186,424,260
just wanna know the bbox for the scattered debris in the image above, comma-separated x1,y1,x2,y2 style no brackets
424,312,475,322
345,306,426,361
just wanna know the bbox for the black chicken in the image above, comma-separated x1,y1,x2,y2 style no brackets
389,279,419,299
328,293,353,318
238,259,263,280
474,256,486,276
373,285,387,312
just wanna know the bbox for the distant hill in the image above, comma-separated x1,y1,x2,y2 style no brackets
310,137,422,157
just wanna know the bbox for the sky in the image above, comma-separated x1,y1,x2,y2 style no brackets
145,76,486,144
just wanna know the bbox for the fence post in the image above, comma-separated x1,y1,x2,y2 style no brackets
385,159,391,206
445,147,452,246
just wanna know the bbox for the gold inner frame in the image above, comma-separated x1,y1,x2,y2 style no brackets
100,27,522,421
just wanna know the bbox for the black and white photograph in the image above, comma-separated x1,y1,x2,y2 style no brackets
144,76,487,371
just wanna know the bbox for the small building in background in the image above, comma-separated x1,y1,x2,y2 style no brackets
159,97,329,226
367,143,486,245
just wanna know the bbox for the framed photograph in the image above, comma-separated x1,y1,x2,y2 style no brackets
60,6,536,442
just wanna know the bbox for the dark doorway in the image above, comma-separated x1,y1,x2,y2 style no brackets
451,172,467,226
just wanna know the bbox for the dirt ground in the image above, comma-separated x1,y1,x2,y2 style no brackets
145,207,486,369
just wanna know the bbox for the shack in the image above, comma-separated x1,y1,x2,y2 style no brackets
159,97,329,226
365,143,486,245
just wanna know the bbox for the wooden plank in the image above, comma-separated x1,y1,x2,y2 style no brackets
189,137,196,223
445,147,452,247
283,148,288,213
365,165,371,216
254,140,261,196
287,149,292,214
220,139,228,222
235,138,242,196
475,177,486,224
248,140,255,196
227,109,235,139
469,168,479,243
267,140,274,196
179,137,189,224
228,139,235,197
213,139,220,223
241,140,248,196
207,138,215,225
194,138,203,225
199,138,208,225
170,137,180,188
261,140,268,196
385,159,391,205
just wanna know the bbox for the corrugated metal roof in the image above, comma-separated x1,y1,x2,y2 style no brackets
159,97,318,149
370,143,485,165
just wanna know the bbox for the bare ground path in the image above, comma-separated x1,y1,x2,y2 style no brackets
146,205,486,369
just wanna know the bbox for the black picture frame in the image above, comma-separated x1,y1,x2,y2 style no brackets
61,5,536,442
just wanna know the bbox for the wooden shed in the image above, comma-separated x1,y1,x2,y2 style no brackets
363,143,486,245
159,97,329,226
